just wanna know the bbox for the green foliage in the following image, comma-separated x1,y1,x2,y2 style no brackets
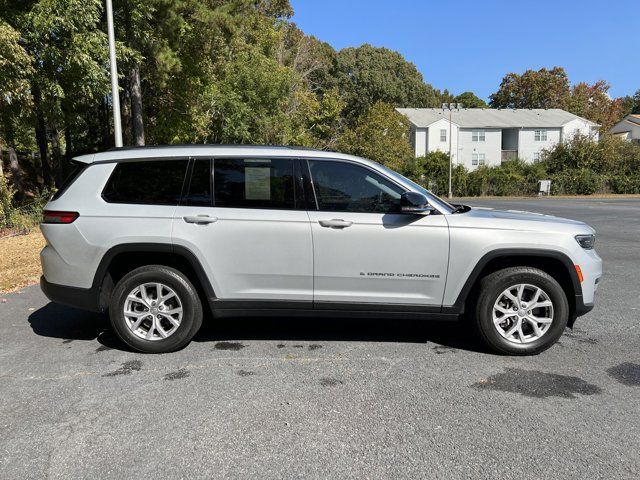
338,102,414,172
0,176,49,233
489,67,626,131
489,67,570,109
549,170,607,195
332,44,440,120
453,91,487,108
414,152,467,196
405,136,640,197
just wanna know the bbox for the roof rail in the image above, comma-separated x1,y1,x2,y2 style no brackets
106,143,321,152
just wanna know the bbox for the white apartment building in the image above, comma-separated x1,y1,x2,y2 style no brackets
609,114,640,143
397,108,599,169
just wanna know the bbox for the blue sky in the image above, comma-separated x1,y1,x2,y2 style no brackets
290,0,638,101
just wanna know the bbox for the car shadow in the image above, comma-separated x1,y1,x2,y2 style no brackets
27,302,131,351
193,315,489,353
27,302,490,354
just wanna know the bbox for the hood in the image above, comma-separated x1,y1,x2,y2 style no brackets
451,206,595,234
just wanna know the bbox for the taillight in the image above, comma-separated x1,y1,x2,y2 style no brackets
42,210,79,224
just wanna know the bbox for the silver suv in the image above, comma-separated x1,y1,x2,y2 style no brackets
40,146,602,354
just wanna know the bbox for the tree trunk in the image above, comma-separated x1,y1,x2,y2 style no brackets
32,85,52,188
50,128,64,188
101,96,111,149
9,146,22,194
62,103,73,180
0,136,4,178
129,66,145,146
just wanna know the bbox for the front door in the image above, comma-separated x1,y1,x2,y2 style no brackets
306,159,449,306
172,157,313,302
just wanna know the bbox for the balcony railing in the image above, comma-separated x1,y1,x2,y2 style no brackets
501,150,518,162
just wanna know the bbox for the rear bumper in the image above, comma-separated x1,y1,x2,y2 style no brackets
40,276,102,312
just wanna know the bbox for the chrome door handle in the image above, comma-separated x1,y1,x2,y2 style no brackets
183,215,218,224
318,219,353,229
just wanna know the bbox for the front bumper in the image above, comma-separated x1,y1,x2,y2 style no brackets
40,276,103,312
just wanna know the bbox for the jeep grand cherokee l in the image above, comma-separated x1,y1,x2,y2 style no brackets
40,145,602,354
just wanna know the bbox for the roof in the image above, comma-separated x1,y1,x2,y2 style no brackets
626,114,640,125
397,108,599,128
72,144,372,165
609,114,640,134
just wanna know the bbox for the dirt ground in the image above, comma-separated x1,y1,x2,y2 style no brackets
0,230,46,293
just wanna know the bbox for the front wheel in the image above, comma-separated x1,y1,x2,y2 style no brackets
474,267,569,355
109,265,203,353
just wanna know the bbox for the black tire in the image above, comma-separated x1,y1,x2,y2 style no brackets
474,266,569,355
109,265,203,353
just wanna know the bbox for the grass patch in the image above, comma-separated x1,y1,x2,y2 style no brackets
0,230,46,293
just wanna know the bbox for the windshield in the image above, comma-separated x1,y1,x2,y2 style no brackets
377,164,456,214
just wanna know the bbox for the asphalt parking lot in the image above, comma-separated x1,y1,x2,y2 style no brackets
1,197,639,479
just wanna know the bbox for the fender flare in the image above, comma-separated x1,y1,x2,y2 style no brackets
446,248,584,314
92,243,216,308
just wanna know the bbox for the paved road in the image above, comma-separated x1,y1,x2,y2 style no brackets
1,198,639,479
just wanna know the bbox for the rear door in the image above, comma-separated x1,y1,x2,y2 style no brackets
306,159,449,307
172,157,313,303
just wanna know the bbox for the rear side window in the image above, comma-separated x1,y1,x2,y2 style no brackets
213,158,296,209
102,160,188,205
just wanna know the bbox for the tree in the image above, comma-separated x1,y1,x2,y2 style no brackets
332,44,439,120
338,102,413,172
489,67,570,109
0,20,35,193
453,91,487,108
566,81,624,131
620,89,640,115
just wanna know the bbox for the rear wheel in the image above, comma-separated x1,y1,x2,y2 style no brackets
474,267,569,355
109,265,203,353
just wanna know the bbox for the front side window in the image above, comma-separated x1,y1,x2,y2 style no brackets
308,160,404,213
472,130,485,142
184,159,212,206
534,130,548,141
102,159,188,205
533,152,541,161
440,129,447,142
213,158,296,209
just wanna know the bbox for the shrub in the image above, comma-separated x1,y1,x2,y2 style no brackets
0,176,50,234
550,169,607,195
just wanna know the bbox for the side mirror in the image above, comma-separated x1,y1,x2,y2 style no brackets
401,191,435,215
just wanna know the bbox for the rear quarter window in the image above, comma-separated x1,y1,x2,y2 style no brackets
51,162,88,201
102,159,189,205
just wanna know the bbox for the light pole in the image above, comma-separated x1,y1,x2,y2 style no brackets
442,102,462,199
106,0,123,147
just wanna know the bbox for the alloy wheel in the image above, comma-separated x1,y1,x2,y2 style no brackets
492,283,554,344
123,282,183,341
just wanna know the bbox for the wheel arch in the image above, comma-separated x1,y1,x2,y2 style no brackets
448,249,582,318
93,243,215,312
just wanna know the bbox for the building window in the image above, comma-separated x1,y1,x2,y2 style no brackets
534,130,548,141
472,130,485,142
472,153,485,166
440,129,447,142
533,152,540,162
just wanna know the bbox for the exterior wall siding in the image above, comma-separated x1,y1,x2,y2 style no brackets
458,128,502,169
413,127,427,157
518,128,561,162
562,118,599,141
426,119,458,160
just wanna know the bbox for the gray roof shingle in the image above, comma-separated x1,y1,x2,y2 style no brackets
396,108,598,128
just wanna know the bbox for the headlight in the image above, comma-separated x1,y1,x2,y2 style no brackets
575,234,595,249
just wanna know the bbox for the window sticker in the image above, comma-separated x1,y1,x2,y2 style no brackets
245,167,271,200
